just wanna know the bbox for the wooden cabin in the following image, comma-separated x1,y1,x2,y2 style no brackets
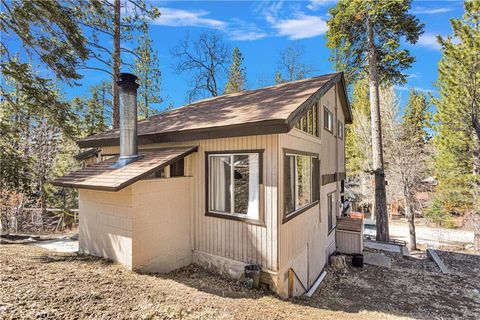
53,72,352,298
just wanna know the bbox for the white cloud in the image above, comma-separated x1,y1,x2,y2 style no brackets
151,7,268,41
407,73,421,79
307,0,337,11
417,34,441,50
227,19,268,41
269,13,328,39
229,30,267,41
152,7,226,29
395,85,437,94
411,7,453,14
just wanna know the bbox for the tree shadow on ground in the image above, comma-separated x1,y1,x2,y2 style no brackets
150,250,480,320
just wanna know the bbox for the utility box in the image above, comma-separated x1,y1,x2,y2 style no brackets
336,217,364,254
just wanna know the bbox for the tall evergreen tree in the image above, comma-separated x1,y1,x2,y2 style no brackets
85,89,107,135
224,47,246,94
346,77,371,176
433,0,480,251
396,89,431,250
74,0,160,128
327,0,424,241
133,25,162,119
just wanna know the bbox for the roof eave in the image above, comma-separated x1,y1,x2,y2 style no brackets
77,119,290,149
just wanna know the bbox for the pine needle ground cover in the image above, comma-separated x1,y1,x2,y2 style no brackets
1,244,479,320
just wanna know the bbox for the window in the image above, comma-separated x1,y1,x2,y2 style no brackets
337,121,344,139
328,192,336,232
170,158,184,177
324,107,334,133
284,152,320,218
294,103,318,137
207,152,262,221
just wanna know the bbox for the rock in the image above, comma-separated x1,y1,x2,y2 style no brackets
364,252,391,268
330,255,347,270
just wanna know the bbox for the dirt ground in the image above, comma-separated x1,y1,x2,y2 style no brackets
1,244,479,320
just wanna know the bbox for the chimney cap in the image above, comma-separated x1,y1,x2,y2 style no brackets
117,73,139,87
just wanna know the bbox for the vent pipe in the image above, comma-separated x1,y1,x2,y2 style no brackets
113,73,140,168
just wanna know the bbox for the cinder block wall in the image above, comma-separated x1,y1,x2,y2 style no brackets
79,188,134,268
132,177,192,272
78,177,193,273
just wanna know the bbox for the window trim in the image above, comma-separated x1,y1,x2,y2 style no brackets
337,120,344,140
282,148,320,224
324,107,334,133
327,191,336,234
205,149,265,226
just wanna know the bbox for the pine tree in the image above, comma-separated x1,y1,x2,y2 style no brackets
346,76,371,176
85,89,107,135
433,0,480,251
73,0,160,128
396,89,431,250
224,47,246,94
274,71,284,85
326,0,424,241
133,25,162,119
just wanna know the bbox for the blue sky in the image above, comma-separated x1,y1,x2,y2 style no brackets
7,0,467,114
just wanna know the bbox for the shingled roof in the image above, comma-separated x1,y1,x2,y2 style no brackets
52,146,198,191
78,72,351,148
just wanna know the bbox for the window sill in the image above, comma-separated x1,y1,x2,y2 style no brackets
205,211,266,227
282,201,319,224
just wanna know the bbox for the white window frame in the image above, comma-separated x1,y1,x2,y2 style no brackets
207,152,261,220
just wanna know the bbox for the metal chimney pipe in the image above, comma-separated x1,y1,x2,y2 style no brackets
113,73,140,168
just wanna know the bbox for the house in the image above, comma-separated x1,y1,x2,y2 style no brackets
53,72,352,298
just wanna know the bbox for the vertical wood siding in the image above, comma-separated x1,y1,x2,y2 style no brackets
99,134,278,271
278,85,346,292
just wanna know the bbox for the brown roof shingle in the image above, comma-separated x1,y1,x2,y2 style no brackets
52,146,198,191
78,72,350,148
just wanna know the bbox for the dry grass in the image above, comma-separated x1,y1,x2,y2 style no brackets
1,244,479,320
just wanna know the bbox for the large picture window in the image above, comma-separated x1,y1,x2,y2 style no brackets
207,152,262,221
284,151,320,219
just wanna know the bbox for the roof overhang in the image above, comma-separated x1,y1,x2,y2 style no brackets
51,146,198,192
77,72,352,149
78,119,290,148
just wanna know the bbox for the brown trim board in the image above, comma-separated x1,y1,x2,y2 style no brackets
322,171,346,186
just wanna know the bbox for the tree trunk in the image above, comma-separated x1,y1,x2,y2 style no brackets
404,185,417,251
472,132,480,252
366,17,389,242
112,0,121,129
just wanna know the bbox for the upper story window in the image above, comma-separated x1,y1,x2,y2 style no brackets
294,103,318,137
207,152,262,221
324,107,334,133
337,120,344,139
284,151,320,220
